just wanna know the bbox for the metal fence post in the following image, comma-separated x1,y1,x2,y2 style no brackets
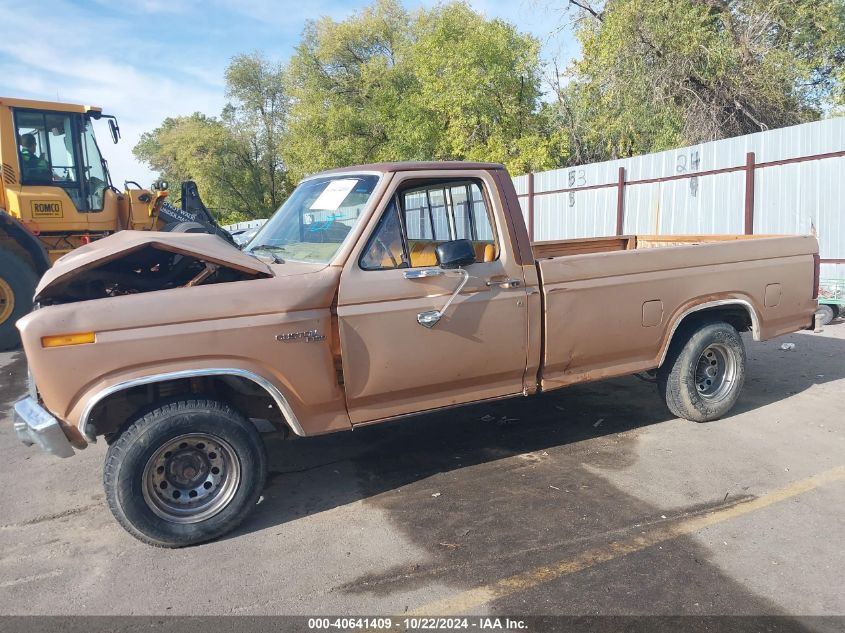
527,172,535,242
616,167,626,235
744,152,755,234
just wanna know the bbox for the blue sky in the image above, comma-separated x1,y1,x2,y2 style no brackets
0,0,577,186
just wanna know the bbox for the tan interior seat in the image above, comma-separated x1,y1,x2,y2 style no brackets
407,240,495,267
378,241,496,268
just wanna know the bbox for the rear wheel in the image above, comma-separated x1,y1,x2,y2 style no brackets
816,304,836,326
658,321,746,422
0,250,38,351
104,398,266,547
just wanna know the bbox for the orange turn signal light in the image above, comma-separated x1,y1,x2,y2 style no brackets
41,332,96,348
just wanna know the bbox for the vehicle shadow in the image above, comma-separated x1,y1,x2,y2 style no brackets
231,328,845,541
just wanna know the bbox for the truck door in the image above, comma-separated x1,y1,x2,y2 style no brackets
337,173,529,424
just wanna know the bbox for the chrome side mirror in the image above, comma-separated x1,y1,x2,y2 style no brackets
403,267,470,329
416,310,442,328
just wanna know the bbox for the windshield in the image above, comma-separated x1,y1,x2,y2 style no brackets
245,174,380,264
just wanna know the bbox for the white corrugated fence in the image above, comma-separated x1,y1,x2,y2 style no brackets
512,117,845,280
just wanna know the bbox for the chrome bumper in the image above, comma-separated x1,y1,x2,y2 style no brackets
13,397,74,458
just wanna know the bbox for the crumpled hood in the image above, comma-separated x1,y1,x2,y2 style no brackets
34,230,273,302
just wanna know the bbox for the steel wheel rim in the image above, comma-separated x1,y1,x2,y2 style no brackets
694,343,736,402
142,433,241,524
0,278,14,325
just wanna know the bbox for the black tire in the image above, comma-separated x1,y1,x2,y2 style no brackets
658,321,746,423
162,221,208,233
816,304,836,326
104,398,266,547
0,250,38,351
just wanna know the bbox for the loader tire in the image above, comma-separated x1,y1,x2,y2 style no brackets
104,398,266,547
0,250,38,351
658,321,746,423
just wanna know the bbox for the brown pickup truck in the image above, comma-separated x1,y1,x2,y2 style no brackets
14,161,819,546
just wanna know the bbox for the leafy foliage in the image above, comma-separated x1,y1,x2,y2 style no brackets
137,1,564,219
135,0,845,221
558,0,845,162
134,53,289,222
283,0,566,180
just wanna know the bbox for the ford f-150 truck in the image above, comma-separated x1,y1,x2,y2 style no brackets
13,161,820,546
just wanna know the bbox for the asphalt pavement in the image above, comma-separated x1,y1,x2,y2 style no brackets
0,323,843,618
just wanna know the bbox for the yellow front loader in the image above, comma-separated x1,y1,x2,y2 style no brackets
0,96,230,350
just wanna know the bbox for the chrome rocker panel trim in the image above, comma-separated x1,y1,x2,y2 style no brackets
78,368,306,443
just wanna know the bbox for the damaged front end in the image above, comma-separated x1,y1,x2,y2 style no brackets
34,231,273,305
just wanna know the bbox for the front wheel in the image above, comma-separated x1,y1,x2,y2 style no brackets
104,399,266,547
658,321,746,423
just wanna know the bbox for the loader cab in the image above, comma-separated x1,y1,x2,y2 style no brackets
14,108,110,213
0,97,123,243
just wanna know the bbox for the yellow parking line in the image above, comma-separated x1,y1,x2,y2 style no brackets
411,464,845,615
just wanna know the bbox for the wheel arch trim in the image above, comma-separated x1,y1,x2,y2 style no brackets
658,299,760,367
78,368,306,443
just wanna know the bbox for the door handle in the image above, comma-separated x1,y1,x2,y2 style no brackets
404,269,444,279
486,277,522,288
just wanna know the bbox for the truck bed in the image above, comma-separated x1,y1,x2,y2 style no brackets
534,234,818,390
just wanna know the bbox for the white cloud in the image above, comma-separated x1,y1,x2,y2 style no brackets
0,0,225,186
210,0,360,29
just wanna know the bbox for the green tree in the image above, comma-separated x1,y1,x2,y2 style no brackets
134,53,288,222
224,53,289,210
406,2,566,174
283,0,565,180
558,0,845,161
133,113,237,216
283,0,412,179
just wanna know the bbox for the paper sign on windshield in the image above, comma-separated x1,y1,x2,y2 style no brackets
310,179,358,211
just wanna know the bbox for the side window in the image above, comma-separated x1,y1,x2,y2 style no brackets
360,201,408,270
361,179,498,271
